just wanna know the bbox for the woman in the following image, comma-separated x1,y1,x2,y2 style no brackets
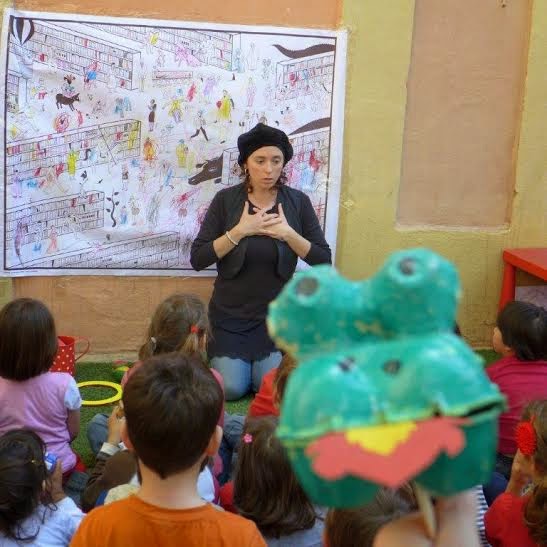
190,123,331,400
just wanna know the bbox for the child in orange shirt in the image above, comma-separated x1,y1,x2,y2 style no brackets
71,353,265,547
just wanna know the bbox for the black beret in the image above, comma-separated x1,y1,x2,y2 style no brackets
237,123,293,166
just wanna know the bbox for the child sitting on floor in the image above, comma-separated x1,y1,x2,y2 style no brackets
71,353,265,547
485,398,547,547
0,429,84,546
219,353,296,484
486,301,547,480
87,293,224,454
233,416,324,546
0,299,84,477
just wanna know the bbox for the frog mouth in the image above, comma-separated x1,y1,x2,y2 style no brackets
305,402,500,489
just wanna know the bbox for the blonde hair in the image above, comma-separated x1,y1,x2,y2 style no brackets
138,294,209,361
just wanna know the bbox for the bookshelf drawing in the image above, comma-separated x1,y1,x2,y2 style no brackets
5,120,141,190
9,20,141,90
6,69,24,113
5,192,105,252
276,52,335,100
87,23,241,71
18,232,181,269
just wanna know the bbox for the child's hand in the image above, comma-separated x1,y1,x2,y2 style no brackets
106,405,125,445
48,460,66,504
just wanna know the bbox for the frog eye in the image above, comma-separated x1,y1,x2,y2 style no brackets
398,258,415,275
383,359,402,375
295,277,319,297
338,357,355,372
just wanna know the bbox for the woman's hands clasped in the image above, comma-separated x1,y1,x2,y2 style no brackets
235,202,294,242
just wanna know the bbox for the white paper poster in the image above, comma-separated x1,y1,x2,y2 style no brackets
0,9,346,275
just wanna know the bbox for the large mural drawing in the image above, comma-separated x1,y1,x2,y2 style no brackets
0,10,346,274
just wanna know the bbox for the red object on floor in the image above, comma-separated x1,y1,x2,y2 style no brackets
499,248,547,311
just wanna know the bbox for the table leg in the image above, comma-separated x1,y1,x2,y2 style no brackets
499,262,516,311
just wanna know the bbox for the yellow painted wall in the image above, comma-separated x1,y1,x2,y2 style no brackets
1,0,545,350
338,0,545,346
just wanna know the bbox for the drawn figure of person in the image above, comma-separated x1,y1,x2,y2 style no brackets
107,63,117,90
216,90,234,123
146,192,161,230
203,75,217,99
128,126,139,151
246,42,259,71
246,77,256,108
120,205,128,225
84,61,98,89
122,96,132,113
114,98,124,119
159,160,175,190
46,226,58,254
176,140,188,169
155,49,166,69
190,110,208,141
175,44,201,67
167,97,183,123
187,81,197,102
67,146,78,179
232,48,245,74
129,195,141,225
11,170,23,199
148,99,157,131
35,78,47,110
61,75,76,98
143,137,157,164
121,163,129,191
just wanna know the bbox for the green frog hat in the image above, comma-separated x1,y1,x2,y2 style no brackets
268,248,506,508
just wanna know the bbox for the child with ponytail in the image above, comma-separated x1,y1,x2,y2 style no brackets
485,399,547,546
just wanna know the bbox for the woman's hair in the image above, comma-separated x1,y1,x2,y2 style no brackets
0,429,53,542
0,298,58,381
138,294,209,361
239,165,287,194
497,301,547,361
234,416,318,538
324,487,417,547
523,399,547,544
273,353,297,407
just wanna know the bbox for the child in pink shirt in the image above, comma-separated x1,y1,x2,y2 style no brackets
0,298,81,474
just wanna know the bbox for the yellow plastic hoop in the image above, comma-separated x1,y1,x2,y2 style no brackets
77,380,122,406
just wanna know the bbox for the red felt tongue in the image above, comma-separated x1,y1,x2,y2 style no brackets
305,416,468,489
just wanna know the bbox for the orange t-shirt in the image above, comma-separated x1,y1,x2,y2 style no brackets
248,367,279,418
70,495,265,547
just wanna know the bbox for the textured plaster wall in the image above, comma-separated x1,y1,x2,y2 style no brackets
337,0,545,347
2,0,545,353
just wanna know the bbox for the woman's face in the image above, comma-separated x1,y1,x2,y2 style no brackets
245,146,284,191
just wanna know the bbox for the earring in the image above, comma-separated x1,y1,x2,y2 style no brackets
244,168,248,175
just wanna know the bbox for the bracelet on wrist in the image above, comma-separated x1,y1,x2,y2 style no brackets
225,230,239,246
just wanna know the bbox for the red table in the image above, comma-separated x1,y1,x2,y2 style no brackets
499,248,547,311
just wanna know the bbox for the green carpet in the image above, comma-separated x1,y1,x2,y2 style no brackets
74,349,499,468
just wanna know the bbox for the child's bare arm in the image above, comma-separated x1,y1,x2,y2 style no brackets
67,409,81,441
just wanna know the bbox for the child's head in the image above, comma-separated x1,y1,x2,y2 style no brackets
521,399,547,544
0,298,58,381
138,294,209,361
122,352,222,479
234,416,317,538
494,301,547,361
324,487,417,547
0,429,52,542
273,353,297,408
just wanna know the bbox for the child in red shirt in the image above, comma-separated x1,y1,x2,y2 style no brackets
485,399,547,547
486,301,547,479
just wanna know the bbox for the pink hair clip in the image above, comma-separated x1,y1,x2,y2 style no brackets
243,433,253,444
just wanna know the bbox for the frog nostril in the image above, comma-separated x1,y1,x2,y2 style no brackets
383,359,402,375
398,258,415,275
295,277,319,296
338,357,355,372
